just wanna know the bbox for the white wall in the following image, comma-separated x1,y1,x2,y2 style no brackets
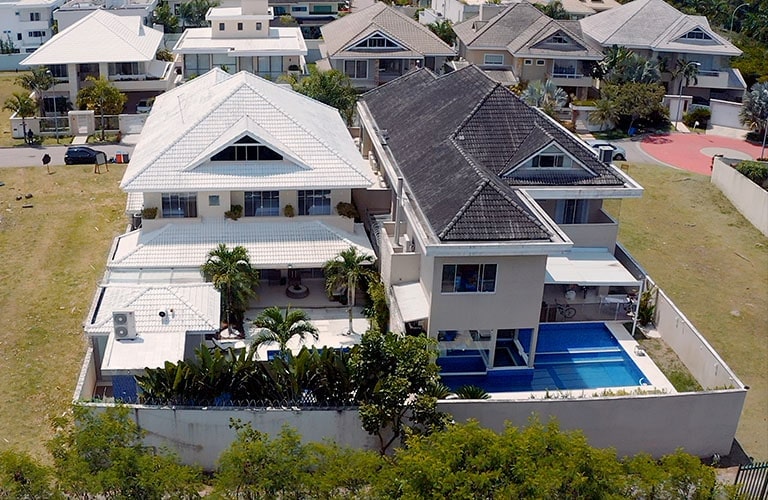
710,99,747,130
710,159,768,237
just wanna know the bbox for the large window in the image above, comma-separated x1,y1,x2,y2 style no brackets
244,191,280,216
483,54,504,65
354,34,400,49
683,28,712,40
211,136,283,161
532,154,565,168
161,193,197,218
108,62,141,76
184,54,210,77
48,64,67,78
555,199,589,224
298,190,331,215
344,60,367,79
441,264,497,293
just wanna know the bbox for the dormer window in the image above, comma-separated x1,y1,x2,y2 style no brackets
354,33,401,49
551,35,568,44
532,154,565,168
682,28,712,40
211,136,283,161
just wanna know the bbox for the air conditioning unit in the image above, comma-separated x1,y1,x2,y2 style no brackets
112,310,137,340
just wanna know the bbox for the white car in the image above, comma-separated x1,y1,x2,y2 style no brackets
586,140,626,161
136,98,155,114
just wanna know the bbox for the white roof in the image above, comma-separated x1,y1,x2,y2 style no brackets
392,282,430,323
108,219,374,271
85,284,220,375
545,249,640,287
20,10,163,66
121,69,373,192
173,27,306,56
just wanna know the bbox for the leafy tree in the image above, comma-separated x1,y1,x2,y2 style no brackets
16,66,54,117
284,67,358,125
362,272,389,332
593,82,667,133
535,0,570,19
731,34,768,88
178,0,218,28
352,330,449,454
153,1,179,33
740,81,768,153
3,92,37,143
200,243,259,334
600,47,661,85
323,246,374,334
520,79,568,117
47,405,201,499
252,306,319,358
75,76,127,140
0,449,58,499
427,19,456,46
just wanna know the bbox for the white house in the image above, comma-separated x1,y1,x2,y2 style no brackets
173,0,308,79
81,68,376,401
53,0,158,32
0,0,66,55
20,10,179,112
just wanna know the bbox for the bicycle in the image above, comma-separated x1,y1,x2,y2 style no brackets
554,300,576,319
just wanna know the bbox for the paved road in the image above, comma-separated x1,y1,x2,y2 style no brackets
0,144,134,168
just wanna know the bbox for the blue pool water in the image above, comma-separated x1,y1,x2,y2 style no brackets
441,323,648,393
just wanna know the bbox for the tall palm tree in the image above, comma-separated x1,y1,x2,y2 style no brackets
200,244,259,333
672,59,700,94
323,247,374,334
3,92,37,143
16,66,54,117
252,306,319,358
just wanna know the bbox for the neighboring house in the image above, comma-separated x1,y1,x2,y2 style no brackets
318,2,455,89
80,68,375,400
529,0,621,19
453,2,604,98
0,0,66,54
54,0,157,32
580,0,745,102
420,0,619,27
173,0,308,79
356,65,644,373
19,10,178,113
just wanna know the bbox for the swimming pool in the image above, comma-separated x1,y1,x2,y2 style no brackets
440,323,649,393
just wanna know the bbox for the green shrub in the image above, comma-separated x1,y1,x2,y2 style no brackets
336,201,359,219
142,207,158,219
682,107,711,128
225,204,243,220
735,160,768,187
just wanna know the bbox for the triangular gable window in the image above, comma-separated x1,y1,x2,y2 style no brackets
503,144,594,177
352,33,404,50
534,31,584,50
680,28,712,41
211,136,283,161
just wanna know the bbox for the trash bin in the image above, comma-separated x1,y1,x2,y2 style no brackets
115,151,130,163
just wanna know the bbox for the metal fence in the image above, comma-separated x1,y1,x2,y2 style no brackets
735,461,768,499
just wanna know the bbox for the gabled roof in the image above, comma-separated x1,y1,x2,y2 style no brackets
21,10,163,66
321,3,454,58
360,66,628,242
454,2,603,59
121,69,373,192
580,0,742,56
172,27,307,56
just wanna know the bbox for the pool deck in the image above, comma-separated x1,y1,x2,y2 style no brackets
468,322,676,401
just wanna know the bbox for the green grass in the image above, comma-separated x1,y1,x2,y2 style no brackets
613,162,768,460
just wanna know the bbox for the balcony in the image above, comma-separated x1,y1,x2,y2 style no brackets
550,61,595,88
108,61,178,92
557,210,619,249
689,68,745,90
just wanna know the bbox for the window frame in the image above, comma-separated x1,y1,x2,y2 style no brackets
244,191,280,217
218,22,225,31
532,154,566,168
536,59,545,66
298,189,331,216
343,59,367,79
441,264,497,294
161,192,197,218
483,53,504,66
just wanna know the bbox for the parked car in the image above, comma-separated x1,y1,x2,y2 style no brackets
585,140,626,161
136,98,154,114
64,146,106,165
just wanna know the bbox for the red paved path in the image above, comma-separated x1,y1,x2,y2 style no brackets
639,133,763,175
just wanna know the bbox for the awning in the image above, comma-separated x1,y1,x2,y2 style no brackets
545,250,640,287
392,282,430,323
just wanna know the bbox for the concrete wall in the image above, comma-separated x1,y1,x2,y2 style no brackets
0,54,28,71
711,158,768,237
441,390,746,459
710,99,746,129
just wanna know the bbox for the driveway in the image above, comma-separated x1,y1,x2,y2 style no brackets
636,133,761,176
0,143,134,168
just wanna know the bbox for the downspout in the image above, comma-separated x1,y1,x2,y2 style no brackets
393,177,403,247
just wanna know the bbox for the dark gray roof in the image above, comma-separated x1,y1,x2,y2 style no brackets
361,66,626,242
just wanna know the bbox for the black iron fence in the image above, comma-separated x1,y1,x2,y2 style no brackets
735,461,768,499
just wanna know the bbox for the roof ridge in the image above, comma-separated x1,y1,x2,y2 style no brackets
451,79,501,141
438,179,490,239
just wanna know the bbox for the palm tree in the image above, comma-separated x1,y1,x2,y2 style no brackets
427,20,456,46
252,306,319,358
3,92,37,144
521,80,568,117
588,97,620,131
323,247,374,334
200,244,260,334
536,0,570,20
672,59,700,94
16,66,54,117
740,82,768,158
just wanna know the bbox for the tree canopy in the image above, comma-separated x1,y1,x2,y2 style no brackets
178,0,218,27
3,92,37,143
427,19,456,46
534,0,570,19
16,66,54,117
200,243,259,333
323,246,374,334
76,76,127,140
591,82,668,133
285,67,358,125
741,81,768,140
252,306,319,357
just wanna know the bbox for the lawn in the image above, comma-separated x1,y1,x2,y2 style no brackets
613,162,768,461
0,164,127,461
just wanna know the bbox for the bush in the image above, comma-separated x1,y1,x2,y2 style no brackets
142,207,158,219
336,201,359,219
682,107,711,128
225,204,243,220
734,160,768,187
283,204,295,217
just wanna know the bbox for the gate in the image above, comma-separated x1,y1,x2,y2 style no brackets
735,461,768,499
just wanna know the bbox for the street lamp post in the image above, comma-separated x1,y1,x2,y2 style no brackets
730,2,749,33
675,61,700,132
45,70,59,143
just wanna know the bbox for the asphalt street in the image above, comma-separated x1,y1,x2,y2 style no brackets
0,143,134,168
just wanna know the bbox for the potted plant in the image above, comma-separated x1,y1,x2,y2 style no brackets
284,204,295,217
225,204,243,220
637,286,657,327
336,201,359,219
142,207,158,219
